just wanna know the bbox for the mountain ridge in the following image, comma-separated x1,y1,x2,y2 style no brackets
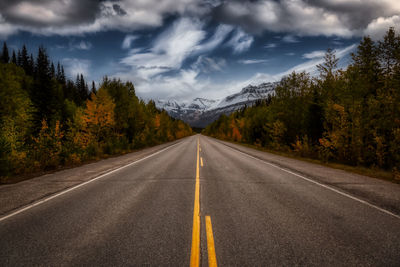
156,82,277,127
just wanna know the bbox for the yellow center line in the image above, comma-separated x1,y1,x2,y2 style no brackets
190,138,200,267
205,216,218,267
201,157,204,167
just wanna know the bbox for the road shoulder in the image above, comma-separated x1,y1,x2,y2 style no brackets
0,138,186,217
209,136,400,216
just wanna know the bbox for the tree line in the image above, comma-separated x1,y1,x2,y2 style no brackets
0,43,192,180
203,27,400,177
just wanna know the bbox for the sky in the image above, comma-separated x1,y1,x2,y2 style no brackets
1,0,400,102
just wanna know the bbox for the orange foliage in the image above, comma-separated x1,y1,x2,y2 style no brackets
154,114,161,129
230,119,242,142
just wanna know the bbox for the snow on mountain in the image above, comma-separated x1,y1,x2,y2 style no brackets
156,82,277,127
188,98,219,110
216,82,276,109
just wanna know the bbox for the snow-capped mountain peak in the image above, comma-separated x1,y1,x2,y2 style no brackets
155,82,277,127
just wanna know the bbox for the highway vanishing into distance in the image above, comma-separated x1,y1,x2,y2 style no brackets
0,135,399,266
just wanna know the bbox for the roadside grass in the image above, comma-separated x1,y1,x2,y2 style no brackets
0,136,192,185
219,139,399,184
0,149,132,185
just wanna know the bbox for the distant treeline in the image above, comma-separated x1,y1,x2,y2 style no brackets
203,27,400,176
0,43,192,179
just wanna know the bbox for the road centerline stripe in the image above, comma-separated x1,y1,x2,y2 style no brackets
190,138,201,267
205,216,218,267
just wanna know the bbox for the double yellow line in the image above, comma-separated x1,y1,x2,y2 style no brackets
190,138,217,267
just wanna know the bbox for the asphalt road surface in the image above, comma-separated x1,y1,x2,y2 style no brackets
1,135,399,266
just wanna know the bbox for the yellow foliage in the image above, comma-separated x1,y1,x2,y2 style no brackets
72,90,115,150
84,90,115,140
32,120,64,168
292,135,311,157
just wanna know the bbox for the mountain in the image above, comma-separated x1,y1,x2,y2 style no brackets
156,82,277,127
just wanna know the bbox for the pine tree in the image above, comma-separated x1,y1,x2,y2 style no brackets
50,62,55,78
11,50,17,65
379,27,398,80
306,86,324,144
61,66,66,84
29,54,35,75
80,74,88,103
1,42,9,63
31,46,57,129
17,50,22,66
317,48,339,81
91,81,97,94
352,36,381,96
20,45,30,75
317,48,340,102
56,63,61,79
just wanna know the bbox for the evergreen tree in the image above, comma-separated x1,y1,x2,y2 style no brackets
50,62,55,79
317,48,341,103
31,46,58,129
11,50,17,65
379,27,398,81
80,74,89,102
1,42,9,63
29,54,35,75
352,36,381,96
306,86,324,144
91,81,97,94
61,66,66,84
20,45,31,75
56,63,66,85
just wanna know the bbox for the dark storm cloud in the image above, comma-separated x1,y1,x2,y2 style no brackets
0,0,101,27
0,0,399,37
211,0,400,36
112,4,127,16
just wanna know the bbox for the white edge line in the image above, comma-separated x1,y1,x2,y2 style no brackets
0,141,182,223
222,142,400,220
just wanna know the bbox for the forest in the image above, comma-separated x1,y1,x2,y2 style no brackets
0,44,192,181
203,28,400,178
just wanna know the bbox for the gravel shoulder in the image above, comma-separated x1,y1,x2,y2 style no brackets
211,136,400,216
0,138,185,217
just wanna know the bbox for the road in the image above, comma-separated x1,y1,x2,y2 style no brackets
0,135,399,266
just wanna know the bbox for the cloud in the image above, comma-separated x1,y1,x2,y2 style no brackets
192,56,226,73
122,35,138,49
0,14,16,38
0,0,214,36
212,0,400,37
264,43,277,49
364,15,400,40
117,18,235,101
70,40,92,50
1,0,99,28
238,59,268,64
121,18,205,79
0,0,399,38
279,44,357,77
193,24,233,54
62,58,91,78
282,35,299,43
227,29,254,54
202,43,358,101
302,50,325,59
